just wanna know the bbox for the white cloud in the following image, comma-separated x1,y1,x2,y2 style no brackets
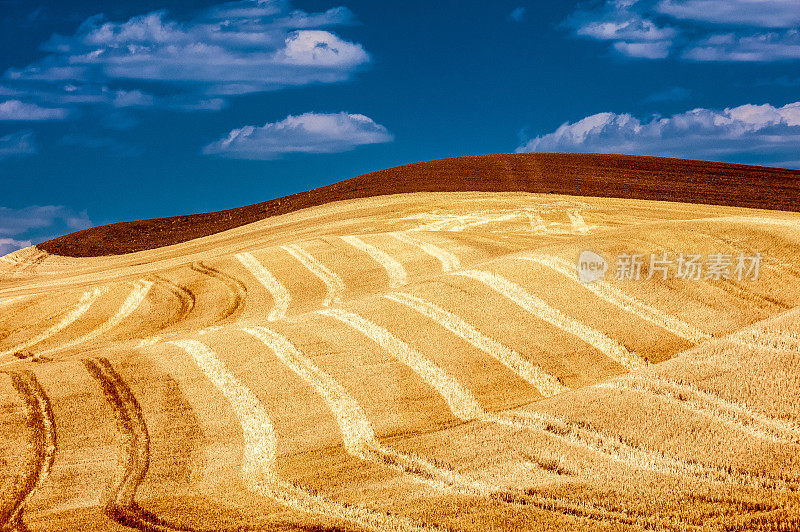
568,0,800,62
684,31,800,62
203,112,393,159
0,238,33,256
656,0,800,28
516,101,800,167
0,130,37,160
0,100,69,120
3,1,369,112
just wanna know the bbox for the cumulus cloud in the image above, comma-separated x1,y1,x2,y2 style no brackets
2,1,369,113
0,130,37,160
568,0,800,62
203,112,393,159
656,0,800,28
0,100,69,120
516,101,800,167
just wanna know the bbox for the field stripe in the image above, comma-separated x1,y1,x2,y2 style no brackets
41,280,154,354
341,236,407,288
527,212,547,233
315,311,698,527
315,306,753,487
1,371,56,531
520,254,711,344
385,292,568,397
389,232,461,272
170,339,437,532
235,253,290,321
599,375,800,447
190,262,247,321
454,270,648,371
568,211,590,234
281,244,344,307
0,287,108,357
0,296,25,309
240,325,490,495
83,357,222,531
319,308,484,421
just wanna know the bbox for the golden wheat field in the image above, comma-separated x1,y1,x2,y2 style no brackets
2,191,800,531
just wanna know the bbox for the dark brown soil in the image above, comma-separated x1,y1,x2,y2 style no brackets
37,153,800,257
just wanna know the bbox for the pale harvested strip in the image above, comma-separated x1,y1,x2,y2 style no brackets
519,254,711,344
0,296,25,309
496,409,795,492
281,244,344,307
599,375,800,447
170,339,438,532
235,253,290,321
729,329,800,353
315,310,693,528
40,280,154,355
568,211,590,234
526,212,547,233
385,292,568,397
389,232,460,272
341,236,407,288
240,325,489,496
454,213,518,232
2,371,56,532
454,270,648,371
319,308,484,421
0,286,108,358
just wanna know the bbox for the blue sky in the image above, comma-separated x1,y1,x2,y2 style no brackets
1,0,800,253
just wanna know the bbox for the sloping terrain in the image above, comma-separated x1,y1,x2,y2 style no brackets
2,161,800,530
36,153,800,257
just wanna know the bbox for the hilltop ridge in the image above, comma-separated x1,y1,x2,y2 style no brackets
37,153,800,257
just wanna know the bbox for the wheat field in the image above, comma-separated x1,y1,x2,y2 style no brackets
1,191,800,531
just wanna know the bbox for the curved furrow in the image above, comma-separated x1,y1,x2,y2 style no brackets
317,308,702,530
341,235,407,288
452,269,649,370
389,232,461,273
0,287,108,359
235,253,290,321
518,254,711,344
383,292,568,397
170,340,444,532
82,357,297,532
150,274,196,325
0,371,56,532
322,308,800,493
189,262,247,322
281,244,344,307
40,280,154,355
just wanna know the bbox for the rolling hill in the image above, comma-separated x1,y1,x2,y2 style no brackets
2,154,800,531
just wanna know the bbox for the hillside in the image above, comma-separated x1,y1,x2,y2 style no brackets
36,153,800,257
1,158,800,530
